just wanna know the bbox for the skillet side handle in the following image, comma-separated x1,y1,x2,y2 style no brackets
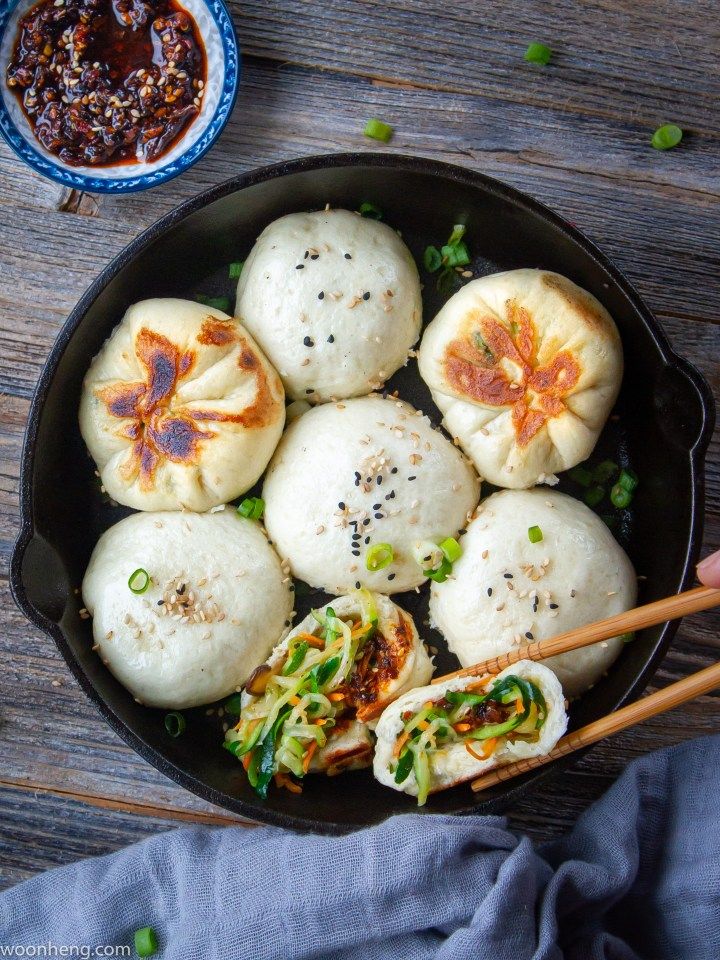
10,529,71,626
654,355,715,457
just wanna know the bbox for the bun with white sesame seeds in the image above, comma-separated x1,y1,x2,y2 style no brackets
262,395,480,594
81,510,293,709
79,298,286,512
235,209,422,402
429,488,636,698
418,270,623,489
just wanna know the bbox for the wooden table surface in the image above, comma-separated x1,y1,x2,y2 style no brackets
1,0,719,891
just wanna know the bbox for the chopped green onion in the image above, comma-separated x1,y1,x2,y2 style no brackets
164,712,185,738
128,568,151,594
569,465,593,487
593,460,618,484
618,468,639,492
584,485,605,508
441,241,470,267
447,224,466,246
358,201,383,219
364,118,394,143
651,124,683,150
424,245,442,272
134,927,158,957
228,261,244,279
366,542,394,572
610,483,633,509
195,294,232,312
620,631,635,644
524,42,552,65
424,556,452,583
437,266,458,294
394,748,414,784
439,537,462,563
528,525,543,544
238,496,265,521
224,694,242,715
282,640,309,676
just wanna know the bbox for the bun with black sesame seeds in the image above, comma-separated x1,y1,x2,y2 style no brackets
429,488,636,698
236,210,422,402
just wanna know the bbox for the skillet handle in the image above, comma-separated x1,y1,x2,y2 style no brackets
654,355,715,456
11,529,71,626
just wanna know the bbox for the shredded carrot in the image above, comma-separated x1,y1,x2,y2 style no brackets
275,772,303,794
293,632,325,648
417,719,430,731
302,740,318,773
241,752,252,770
465,737,498,762
515,697,524,714
288,695,302,706
453,722,472,733
316,718,327,726
422,700,434,710
328,691,346,702
350,622,371,639
464,674,493,691
393,731,410,757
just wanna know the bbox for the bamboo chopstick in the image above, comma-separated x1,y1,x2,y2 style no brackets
433,584,720,686
470,658,720,793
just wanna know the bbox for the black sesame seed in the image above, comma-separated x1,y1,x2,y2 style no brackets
344,253,352,259
387,573,396,581
355,581,361,589
503,573,514,579
374,513,383,519
303,336,314,347
549,603,559,610
327,334,335,343
310,254,319,260
285,619,291,626
487,587,493,597
304,250,309,259
296,264,304,270
351,533,361,541
338,501,345,509
363,518,370,526
366,477,373,483
362,291,370,300
156,599,164,606
408,475,416,481
352,550,361,557
391,467,398,474
354,477,360,486
376,476,383,485
364,536,370,544
525,632,534,640
373,503,381,510
288,584,295,592
318,291,324,300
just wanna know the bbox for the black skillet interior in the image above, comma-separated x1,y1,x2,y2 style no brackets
11,154,714,831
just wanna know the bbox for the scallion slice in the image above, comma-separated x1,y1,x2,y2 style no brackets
651,124,683,150
439,537,462,563
584,485,605,508
424,245,442,272
238,496,265,521
610,483,633,509
224,694,243,715
394,748,414,784
364,118,394,143
441,241,470,267
134,927,158,958
358,201,383,219
569,464,593,487
618,468,639,492
366,542,394,572
447,224,466,246
164,712,185,738
128,568,151,594
593,460,618,484
195,294,231,312
524,42,552,65
424,556,452,583
228,260,244,279
528,525,543,543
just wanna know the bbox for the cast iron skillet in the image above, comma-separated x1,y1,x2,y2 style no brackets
11,153,714,832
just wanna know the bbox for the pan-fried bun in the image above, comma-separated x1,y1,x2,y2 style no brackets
429,488,636,698
262,395,480,594
82,510,293,709
418,270,623,488
79,298,285,512
236,209,422,402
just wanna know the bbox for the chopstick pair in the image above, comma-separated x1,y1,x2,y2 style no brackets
425,583,720,793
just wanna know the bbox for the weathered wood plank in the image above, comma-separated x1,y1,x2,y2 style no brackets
228,0,720,134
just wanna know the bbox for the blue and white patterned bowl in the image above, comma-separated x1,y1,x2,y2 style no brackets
0,0,240,193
